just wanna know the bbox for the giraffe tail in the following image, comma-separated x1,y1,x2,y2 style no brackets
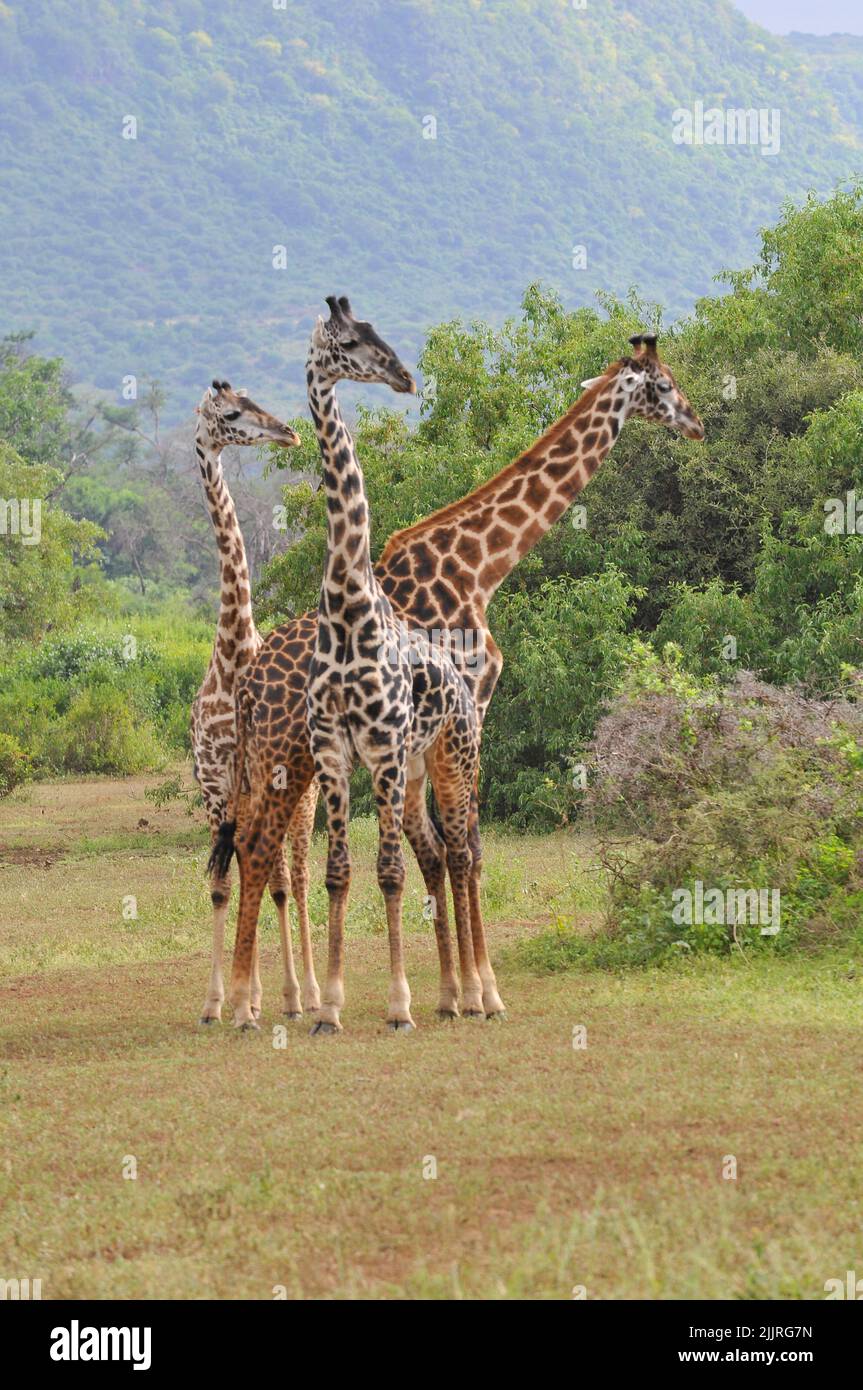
207,818,236,879
428,781,445,841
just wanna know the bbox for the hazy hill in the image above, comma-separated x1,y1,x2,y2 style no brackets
1,0,862,420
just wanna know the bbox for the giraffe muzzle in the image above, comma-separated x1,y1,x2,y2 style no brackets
273,426,302,448
390,367,417,394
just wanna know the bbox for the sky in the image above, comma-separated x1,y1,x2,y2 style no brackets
733,0,863,33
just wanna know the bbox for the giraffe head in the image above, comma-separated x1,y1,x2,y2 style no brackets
195,381,301,450
308,296,417,394
582,334,704,441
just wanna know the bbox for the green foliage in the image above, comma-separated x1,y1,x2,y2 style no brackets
0,439,103,643
55,685,164,776
0,332,72,469
3,2,863,418
0,730,29,797
0,614,211,778
0,330,289,609
144,773,203,815
480,571,638,826
750,186,863,357
654,581,771,679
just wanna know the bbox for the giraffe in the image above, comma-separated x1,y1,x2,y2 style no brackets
211,332,704,1025
190,380,320,1026
215,297,486,1033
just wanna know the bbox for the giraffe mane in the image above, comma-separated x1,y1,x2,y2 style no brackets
379,357,626,561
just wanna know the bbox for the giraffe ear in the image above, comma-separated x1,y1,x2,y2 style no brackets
236,388,249,397
580,375,605,391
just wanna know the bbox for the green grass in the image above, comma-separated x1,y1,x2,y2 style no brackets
1,772,862,1299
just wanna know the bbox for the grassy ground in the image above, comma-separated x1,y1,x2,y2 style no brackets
1,772,861,1300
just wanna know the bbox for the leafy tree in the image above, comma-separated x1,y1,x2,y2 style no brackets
0,440,102,643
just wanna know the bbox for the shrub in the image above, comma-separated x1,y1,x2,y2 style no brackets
24,632,141,682
519,645,863,969
0,616,210,776
51,686,166,775
0,731,29,797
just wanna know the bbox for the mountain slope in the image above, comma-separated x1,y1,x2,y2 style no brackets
1,0,861,419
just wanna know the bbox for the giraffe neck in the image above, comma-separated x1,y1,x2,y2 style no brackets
307,366,377,609
381,371,629,610
195,427,258,665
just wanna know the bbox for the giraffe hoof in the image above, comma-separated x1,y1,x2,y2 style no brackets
436,1008,459,1021
283,1010,303,1021
387,1019,416,1033
485,1010,507,1022
251,1007,262,1021
310,1020,342,1036
237,1019,261,1034
199,1015,221,1026
462,1008,484,1019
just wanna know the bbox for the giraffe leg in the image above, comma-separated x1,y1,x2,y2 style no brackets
201,840,230,1024
288,780,321,1013
467,791,506,1018
250,933,264,1020
429,745,484,1018
403,771,459,1018
236,789,266,1023
311,768,350,1035
268,844,302,1019
230,792,302,1031
372,760,413,1031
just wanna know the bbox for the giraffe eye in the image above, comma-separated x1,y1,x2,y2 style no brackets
341,339,358,351
657,381,672,393
224,410,241,421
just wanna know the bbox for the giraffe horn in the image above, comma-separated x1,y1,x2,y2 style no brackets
631,332,659,360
